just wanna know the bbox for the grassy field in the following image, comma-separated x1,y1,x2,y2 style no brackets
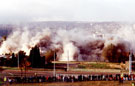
76,62,121,69
2,81,135,86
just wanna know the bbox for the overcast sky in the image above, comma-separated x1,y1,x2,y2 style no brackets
0,0,135,23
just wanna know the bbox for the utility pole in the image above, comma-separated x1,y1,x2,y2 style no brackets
18,53,19,69
67,50,69,71
53,52,56,78
129,52,132,75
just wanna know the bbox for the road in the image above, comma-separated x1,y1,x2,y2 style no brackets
0,69,128,78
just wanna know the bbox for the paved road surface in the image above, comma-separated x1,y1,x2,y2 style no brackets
0,69,129,78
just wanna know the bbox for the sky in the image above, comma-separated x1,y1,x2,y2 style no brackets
0,0,135,23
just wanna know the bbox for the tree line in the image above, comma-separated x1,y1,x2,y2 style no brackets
0,46,49,68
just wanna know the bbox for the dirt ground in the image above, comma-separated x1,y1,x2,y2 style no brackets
2,81,135,86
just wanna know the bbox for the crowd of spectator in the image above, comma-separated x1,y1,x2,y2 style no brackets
3,73,135,84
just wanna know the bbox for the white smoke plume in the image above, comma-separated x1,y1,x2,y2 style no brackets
0,27,51,55
0,22,135,61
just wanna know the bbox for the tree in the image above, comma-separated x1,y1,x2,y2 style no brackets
18,51,30,76
29,46,45,68
11,53,17,67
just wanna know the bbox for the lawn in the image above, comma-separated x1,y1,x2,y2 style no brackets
76,62,121,69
